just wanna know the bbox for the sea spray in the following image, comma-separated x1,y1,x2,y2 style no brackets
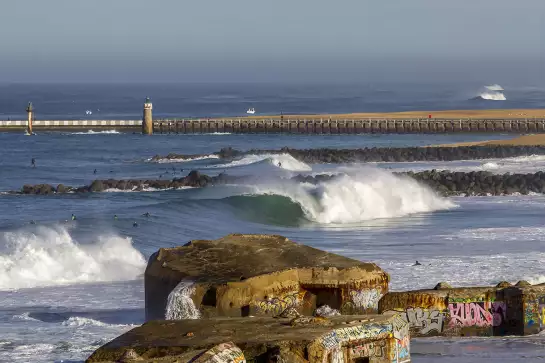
0,226,146,290
245,167,455,224
165,280,201,320
214,153,311,172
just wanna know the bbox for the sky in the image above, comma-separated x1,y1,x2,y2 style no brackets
0,0,544,84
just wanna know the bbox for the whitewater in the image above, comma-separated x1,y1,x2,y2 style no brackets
1,130,545,362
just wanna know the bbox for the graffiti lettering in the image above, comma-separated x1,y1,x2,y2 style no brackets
253,291,306,316
449,302,506,328
350,340,387,358
396,335,410,363
320,324,391,350
349,289,382,310
406,308,444,335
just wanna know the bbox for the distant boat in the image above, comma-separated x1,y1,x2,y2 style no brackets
246,108,256,115
85,110,93,115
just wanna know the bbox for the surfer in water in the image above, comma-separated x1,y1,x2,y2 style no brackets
94,169,97,174
278,162,282,168
71,214,77,221
133,221,138,227
143,212,151,217
413,261,422,266
31,158,36,168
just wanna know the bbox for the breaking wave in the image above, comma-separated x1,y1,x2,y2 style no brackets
212,168,455,224
215,153,311,171
61,316,136,328
150,154,220,163
0,226,146,290
474,84,506,101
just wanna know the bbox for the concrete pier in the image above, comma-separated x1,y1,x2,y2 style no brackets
3,117,545,133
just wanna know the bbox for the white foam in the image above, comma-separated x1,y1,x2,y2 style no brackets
0,226,146,290
478,84,506,101
481,162,500,170
11,312,40,322
102,186,194,193
69,130,120,135
61,316,136,328
151,154,220,163
249,167,455,224
165,280,201,320
486,84,505,91
218,153,311,171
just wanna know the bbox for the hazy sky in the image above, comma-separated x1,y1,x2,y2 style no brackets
0,0,544,83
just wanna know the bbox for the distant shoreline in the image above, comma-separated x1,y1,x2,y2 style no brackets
235,109,545,120
433,134,545,147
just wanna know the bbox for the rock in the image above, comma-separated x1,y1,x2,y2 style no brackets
515,280,532,287
145,234,389,321
85,314,409,363
314,305,341,317
56,184,69,193
89,180,105,192
496,281,512,288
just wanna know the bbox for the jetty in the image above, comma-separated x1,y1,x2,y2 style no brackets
1,100,545,134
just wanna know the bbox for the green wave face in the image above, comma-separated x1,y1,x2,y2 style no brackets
222,194,308,227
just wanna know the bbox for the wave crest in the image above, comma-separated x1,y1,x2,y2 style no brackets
0,226,146,290
217,153,311,171
238,168,455,224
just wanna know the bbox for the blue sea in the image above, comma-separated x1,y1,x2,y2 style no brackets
1,83,545,362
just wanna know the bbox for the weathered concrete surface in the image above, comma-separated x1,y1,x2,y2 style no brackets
145,234,389,321
86,314,410,363
379,282,545,337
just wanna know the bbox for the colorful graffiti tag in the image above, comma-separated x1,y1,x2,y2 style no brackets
253,291,306,316
539,296,545,329
395,335,410,363
448,301,506,328
350,340,387,359
384,307,445,335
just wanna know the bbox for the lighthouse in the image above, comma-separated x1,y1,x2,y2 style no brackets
142,97,153,135
26,102,34,135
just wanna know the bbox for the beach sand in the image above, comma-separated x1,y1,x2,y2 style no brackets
434,134,545,147
241,109,545,120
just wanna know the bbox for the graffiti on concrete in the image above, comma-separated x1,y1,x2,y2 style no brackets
342,288,383,314
395,335,410,363
253,290,306,316
448,301,506,328
320,323,391,351
350,340,387,359
350,288,383,310
539,296,545,329
406,308,444,335
384,307,445,335
190,341,246,363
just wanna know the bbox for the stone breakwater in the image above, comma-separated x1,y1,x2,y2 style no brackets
152,145,545,163
10,170,545,197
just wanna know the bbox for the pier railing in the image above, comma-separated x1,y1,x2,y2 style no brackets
2,118,545,133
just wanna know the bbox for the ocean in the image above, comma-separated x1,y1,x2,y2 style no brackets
1,83,545,362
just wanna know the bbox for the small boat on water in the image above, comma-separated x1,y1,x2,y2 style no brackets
246,108,256,115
